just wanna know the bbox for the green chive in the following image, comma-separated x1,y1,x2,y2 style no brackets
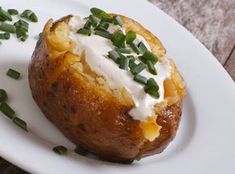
129,58,136,69
112,31,126,48
12,117,28,131
126,31,136,44
0,102,15,119
74,145,89,156
0,89,7,102
138,42,148,54
130,62,145,75
7,9,18,15
77,28,91,36
89,15,98,27
94,30,112,39
0,8,12,21
144,78,159,98
14,19,29,32
16,27,27,40
96,21,109,31
0,23,16,33
115,47,132,54
146,60,157,75
101,17,113,23
53,145,68,155
20,34,28,42
130,42,140,54
113,16,123,27
83,20,92,29
20,9,38,22
0,32,10,40
108,50,120,62
142,51,158,64
90,7,109,19
6,68,21,79
133,74,147,85
119,55,129,70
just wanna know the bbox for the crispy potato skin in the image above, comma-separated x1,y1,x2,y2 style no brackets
29,14,184,162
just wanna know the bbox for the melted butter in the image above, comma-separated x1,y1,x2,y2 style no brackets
69,16,171,121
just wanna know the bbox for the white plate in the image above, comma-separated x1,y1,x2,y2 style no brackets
0,0,235,173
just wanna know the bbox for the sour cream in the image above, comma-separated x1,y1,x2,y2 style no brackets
69,16,171,121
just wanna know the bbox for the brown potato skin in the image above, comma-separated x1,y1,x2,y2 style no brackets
29,15,184,162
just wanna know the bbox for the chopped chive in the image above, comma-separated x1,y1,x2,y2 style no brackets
138,42,148,54
113,16,123,27
53,146,68,155
0,8,12,21
130,42,140,54
0,102,15,119
142,51,158,64
115,47,132,54
83,20,92,29
101,17,113,23
126,31,136,44
20,9,38,22
6,68,21,79
14,19,29,32
74,145,89,156
16,27,27,40
77,28,91,36
119,55,129,70
0,32,10,40
90,7,109,19
112,31,125,48
0,89,7,102
129,58,136,69
130,62,145,75
94,30,112,39
12,117,28,131
89,15,98,27
108,50,120,62
144,78,159,98
0,23,16,33
96,21,109,31
133,74,148,85
20,34,28,42
7,9,18,15
146,60,157,75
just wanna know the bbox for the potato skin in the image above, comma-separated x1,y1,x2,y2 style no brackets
29,15,184,162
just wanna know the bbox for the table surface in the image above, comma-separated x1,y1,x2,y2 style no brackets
1,0,235,173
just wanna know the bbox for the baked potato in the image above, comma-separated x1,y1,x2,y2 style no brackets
29,8,185,163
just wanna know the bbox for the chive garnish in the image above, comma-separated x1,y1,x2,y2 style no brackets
16,27,27,40
129,58,136,69
113,16,123,27
89,15,98,27
101,17,113,23
96,21,109,31
0,89,7,102
138,42,148,54
142,51,158,64
94,30,112,39
115,47,132,54
12,117,28,131
6,68,21,79
53,146,68,155
119,55,129,70
0,32,10,40
144,78,159,98
0,8,12,21
133,74,148,85
7,9,18,15
90,7,109,19
112,31,126,48
0,102,15,119
20,34,28,42
130,62,145,75
20,9,38,23
14,19,29,32
74,145,89,156
108,50,120,62
126,31,136,44
146,60,157,75
77,28,91,36
0,23,16,33
130,42,140,54
83,20,92,29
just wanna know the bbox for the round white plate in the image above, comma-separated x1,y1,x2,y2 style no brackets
0,0,235,173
